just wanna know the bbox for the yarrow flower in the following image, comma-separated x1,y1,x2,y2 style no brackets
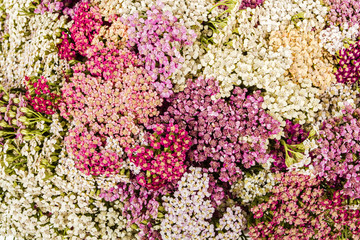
125,2,197,98
34,0,64,14
152,76,280,183
335,40,360,85
126,123,192,190
60,2,164,177
24,76,60,115
311,105,360,198
160,167,217,240
239,0,265,9
249,171,360,239
57,32,76,61
2,0,360,239
325,0,360,27
69,2,103,56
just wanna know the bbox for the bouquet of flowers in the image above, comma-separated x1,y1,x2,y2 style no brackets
0,0,360,239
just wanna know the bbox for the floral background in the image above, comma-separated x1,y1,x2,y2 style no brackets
0,0,360,239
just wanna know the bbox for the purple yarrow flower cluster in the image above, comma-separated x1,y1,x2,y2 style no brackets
239,0,265,9
335,40,360,85
107,181,165,240
125,2,197,98
325,0,360,27
152,76,281,183
34,0,63,14
311,105,360,198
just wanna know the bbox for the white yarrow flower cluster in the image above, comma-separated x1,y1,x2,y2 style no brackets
231,169,276,204
0,0,71,88
160,167,216,240
319,23,360,55
215,205,247,240
0,154,137,239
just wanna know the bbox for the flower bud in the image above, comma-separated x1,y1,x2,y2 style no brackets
20,107,33,114
8,111,16,118
2,95,9,101
130,224,139,230
20,129,32,135
0,121,11,128
18,116,30,123
285,156,295,167
23,135,34,141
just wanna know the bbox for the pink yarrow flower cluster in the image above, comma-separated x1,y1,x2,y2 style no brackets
24,76,59,115
126,3,197,98
325,0,360,27
34,0,64,14
152,77,281,183
69,2,103,55
311,105,360,198
126,123,192,190
60,2,163,176
249,172,360,240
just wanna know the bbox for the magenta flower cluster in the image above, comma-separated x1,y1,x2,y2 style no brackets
249,172,360,240
69,2,103,56
24,76,59,115
152,76,280,183
335,40,360,85
311,105,360,198
58,32,76,61
325,0,360,27
239,0,265,9
126,123,192,190
126,3,197,98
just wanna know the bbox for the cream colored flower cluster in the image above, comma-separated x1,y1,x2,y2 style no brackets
0,153,137,239
269,25,336,91
215,205,247,240
231,169,276,204
0,0,71,88
0,166,136,240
